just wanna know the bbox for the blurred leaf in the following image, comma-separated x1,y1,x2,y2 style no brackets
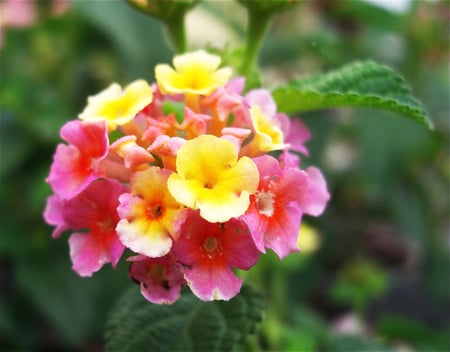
272,61,433,129
105,284,265,352
323,335,391,352
72,1,171,80
0,113,32,178
329,0,406,31
16,248,129,346
331,259,388,312
377,315,450,351
283,306,328,351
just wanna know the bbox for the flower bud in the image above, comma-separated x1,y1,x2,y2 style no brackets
236,0,300,14
127,0,200,22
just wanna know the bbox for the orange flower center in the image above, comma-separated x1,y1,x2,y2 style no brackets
146,204,164,219
203,236,220,256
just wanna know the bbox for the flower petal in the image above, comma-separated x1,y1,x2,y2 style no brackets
184,265,242,301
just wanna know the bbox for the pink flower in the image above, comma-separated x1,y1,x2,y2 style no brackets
128,254,186,304
62,179,128,277
46,120,108,199
0,0,36,29
172,211,260,301
242,155,309,258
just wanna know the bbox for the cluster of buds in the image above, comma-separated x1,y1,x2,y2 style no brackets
44,50,330,303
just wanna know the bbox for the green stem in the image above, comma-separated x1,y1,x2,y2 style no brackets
241,10,273,83
165,14,187,53
124,0,188,53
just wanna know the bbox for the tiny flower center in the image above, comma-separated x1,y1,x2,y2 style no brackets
96,215,114,233
202,236,219,254
256,191,275,217
203,181,214,189
147,204,164,219
148,264,169,289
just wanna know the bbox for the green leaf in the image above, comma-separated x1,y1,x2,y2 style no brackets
104,284,266,352
272,61,433,129
323,335,392,352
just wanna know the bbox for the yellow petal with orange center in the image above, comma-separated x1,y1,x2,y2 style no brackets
167,135,259,223
79,79,153,131
116,167,186,257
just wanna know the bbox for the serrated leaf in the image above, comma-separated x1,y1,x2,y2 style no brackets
272,61,433,129
104,284,265,352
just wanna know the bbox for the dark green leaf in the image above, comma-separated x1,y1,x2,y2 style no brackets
104,284,265,352
272,61,433,129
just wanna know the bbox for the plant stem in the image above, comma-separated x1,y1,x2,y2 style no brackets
165,14,187,53
241,10,273,82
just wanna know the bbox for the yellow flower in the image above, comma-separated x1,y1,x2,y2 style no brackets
79,80,153,131
243,105,288,156
167,135,259,223
297,222,321,254
116,167,187,258
155,50,232,96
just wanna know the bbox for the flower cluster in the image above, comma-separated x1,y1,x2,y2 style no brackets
44,50,330,303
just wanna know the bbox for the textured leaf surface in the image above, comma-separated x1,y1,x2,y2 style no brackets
272,61,432,129
104,284,265,352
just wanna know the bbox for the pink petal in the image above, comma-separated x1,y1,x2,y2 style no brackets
263,202,302,259
276,167,309,205
240,203,268,253
46,120,109,199
226,77,245,94
184,265,242,301
279,150,300,169
301,167,330,216
60,120,108,159
245,89,276,116
110,136,154,169
62,178,128,229
285,117,311,156
43,195,67,238
69,230,124,277
46,144,98,199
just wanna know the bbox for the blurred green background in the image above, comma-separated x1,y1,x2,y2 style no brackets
0,0,448,351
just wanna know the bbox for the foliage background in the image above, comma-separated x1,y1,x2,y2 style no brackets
0,0,448,351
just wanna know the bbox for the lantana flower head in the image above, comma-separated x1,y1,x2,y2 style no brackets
44,50,330,304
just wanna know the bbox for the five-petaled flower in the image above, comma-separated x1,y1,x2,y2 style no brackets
116,167,188,258
155,50,232,96
167,134,259,223
79,79,153,132
172,211,260,301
